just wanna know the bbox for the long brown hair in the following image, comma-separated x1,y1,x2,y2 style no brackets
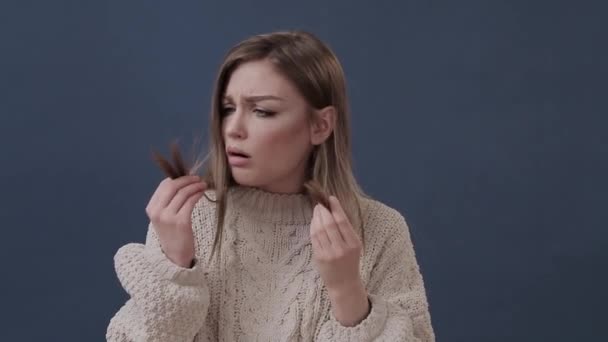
154,31,368,262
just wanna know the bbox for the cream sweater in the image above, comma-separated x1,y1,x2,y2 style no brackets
106,186,435,341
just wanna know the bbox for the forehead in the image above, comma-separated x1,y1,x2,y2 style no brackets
224,59,299,100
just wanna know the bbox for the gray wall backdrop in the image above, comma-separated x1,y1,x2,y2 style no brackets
1,0,606,341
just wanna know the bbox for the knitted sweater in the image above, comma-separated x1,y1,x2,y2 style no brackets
106,186,435,341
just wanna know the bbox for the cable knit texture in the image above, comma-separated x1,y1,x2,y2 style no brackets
106,186,435,341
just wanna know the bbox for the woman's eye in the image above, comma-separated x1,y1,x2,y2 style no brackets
221,107,235,116
254,108,275,117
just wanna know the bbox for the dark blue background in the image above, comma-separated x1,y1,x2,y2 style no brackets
1,1,606,340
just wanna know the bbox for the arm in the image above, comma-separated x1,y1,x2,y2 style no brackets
106,222,211,342
318,209,435,341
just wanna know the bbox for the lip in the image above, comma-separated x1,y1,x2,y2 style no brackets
228,155,250,167
226,146,250,158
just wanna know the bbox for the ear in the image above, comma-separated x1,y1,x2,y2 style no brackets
310,106,336,145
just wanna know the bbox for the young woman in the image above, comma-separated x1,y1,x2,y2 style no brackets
106,31,435,341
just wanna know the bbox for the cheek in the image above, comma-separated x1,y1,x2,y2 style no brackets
257,122,310,163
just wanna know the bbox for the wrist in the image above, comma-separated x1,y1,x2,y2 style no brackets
163,249,194,268
327,280,366,300
173,256,195,268
327,281,370,327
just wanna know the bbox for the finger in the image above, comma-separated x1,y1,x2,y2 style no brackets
329,196,359,247
310,233,328,260
318,203,346,248
151,175,199,207
167,181,207,214
314,205,332,251
147,177,171,211
310,233,321,252
310,204,320,234
176,189,205,218
310,204,323,237
153,175,204,209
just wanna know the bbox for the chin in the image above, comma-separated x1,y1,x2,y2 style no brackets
230,170,262,187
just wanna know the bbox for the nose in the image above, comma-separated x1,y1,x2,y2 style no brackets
224,109,247,140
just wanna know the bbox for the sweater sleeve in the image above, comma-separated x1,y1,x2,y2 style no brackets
317,207,435,342
106,220,211,342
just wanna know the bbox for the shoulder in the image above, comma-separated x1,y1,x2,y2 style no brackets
359,196,410,236
357,195,415,256
357,196,422,285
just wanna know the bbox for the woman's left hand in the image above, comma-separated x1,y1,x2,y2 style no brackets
310,195,370,326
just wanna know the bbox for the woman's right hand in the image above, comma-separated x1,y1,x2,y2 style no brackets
145,175,208,268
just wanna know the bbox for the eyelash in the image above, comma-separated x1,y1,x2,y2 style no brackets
220,107,235,116
220,106,276,118
254,108,276,117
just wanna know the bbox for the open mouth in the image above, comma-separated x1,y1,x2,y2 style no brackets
227,146,250,158
227,151,250,158
227,148,251,167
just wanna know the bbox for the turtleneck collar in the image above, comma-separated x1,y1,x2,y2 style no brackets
227,185,314,225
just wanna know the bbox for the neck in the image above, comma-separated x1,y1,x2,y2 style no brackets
228,185,313,225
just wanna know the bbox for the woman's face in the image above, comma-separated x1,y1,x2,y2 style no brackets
221,59,317,194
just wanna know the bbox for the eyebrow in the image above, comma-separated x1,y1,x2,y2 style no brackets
222,94,284,103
